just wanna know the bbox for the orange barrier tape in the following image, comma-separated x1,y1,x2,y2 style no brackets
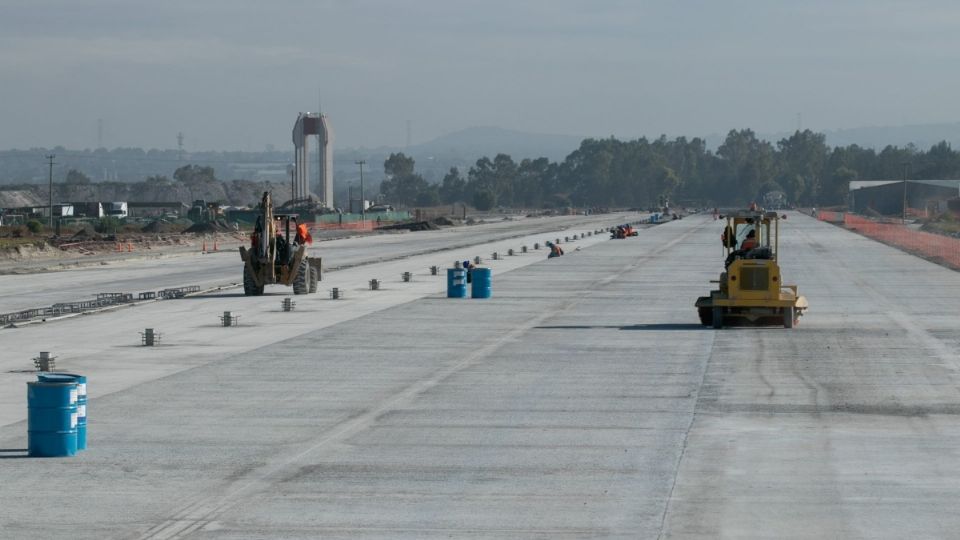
841,214,960,269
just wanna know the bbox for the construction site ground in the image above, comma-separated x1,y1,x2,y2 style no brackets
2,211,959,539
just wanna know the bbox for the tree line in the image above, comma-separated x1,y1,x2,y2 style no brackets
379,130,960,210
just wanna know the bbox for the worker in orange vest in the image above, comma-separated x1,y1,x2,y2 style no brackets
740,229,757,251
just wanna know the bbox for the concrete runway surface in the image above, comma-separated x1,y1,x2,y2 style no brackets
1,211,959,539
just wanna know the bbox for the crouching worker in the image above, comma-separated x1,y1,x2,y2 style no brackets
546,241,564,258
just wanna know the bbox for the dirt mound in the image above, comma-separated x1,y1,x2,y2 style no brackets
377,221,439,232
432,216,457,226
71,226,99,240
142,221,162,233
0,190,45,208
182,220,232,234
141,220,175,233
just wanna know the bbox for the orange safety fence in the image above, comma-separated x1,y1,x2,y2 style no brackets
311,221,377,231
817,210,843,222
841,213,960,269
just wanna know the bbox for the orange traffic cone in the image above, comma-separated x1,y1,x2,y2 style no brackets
213,239,218,251
202,240,206,252
127,242,133,252
116,242,122,252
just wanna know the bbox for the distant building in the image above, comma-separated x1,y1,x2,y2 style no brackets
849,180,960,215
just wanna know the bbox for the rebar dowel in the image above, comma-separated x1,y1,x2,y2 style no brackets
140,328,161,346
221,311,239,327
33,351,56,372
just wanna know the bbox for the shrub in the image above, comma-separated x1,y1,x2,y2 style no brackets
472,189,496,211
26,220,44,234
95,217,122,234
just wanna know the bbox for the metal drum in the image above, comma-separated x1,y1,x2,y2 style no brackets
27,379,78,457
40,373,87,451
447,268,467,298
471,268,492,299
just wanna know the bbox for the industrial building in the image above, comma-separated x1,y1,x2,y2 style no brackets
848,179,960,215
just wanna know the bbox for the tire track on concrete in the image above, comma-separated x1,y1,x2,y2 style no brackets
135,220,709,540
795,225,960,373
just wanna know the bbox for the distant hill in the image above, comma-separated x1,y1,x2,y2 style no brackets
821,122,960,150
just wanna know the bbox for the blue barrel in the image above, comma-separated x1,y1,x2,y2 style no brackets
39,373,86,450
27,380,78,457
471,268,492,299
447,268,467,298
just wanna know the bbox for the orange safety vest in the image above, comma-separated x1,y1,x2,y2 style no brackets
296,223,313,245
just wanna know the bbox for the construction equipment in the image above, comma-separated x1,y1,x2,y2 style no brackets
187,200,221,224
239,192,321,296
695,209,808,328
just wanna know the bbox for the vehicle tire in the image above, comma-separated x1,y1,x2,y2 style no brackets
309,266,318,293
784,306,795,329
697,305,712,327
292,258,309,295
712,307,723,329
243,265,264,296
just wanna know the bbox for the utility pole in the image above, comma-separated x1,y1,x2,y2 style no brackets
901,161,910,224
46,154,56,228
355,160,366,223
289,165,296,204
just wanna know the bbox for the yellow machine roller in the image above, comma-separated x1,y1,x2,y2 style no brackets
695,209,808,328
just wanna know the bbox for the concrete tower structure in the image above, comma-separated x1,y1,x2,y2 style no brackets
292,112,334,206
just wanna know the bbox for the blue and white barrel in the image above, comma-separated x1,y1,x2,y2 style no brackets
27,379,78,457
40,373,86,450
447,268,468,298
471,268,492,299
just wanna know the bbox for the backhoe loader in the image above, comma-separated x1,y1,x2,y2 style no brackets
239,192,320,296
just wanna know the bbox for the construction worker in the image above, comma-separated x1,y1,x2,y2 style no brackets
740,229,757,251
721,224,736,248
546,241,564,258
294,219,312,245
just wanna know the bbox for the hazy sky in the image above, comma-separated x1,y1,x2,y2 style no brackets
2,0,959,151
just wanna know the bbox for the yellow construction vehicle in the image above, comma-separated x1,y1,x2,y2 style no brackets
239,192,321,296
695,209,808,328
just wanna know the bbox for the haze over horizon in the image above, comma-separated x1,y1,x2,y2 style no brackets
3,1,959,152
